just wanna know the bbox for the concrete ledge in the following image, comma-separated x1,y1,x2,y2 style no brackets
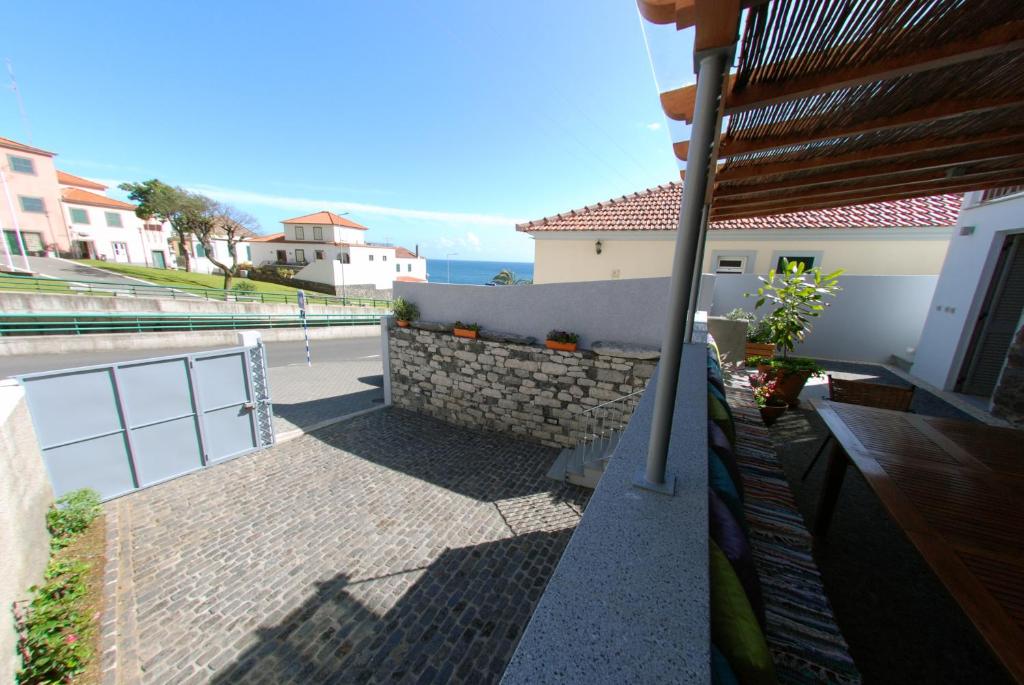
0,325,381,356
502,344,709,684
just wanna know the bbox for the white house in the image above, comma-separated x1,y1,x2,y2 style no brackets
517,182,961,283
911,186,1024,425
248,211,427,292
59,171,172,267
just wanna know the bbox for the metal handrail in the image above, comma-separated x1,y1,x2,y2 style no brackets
0,310,383,336
576,389,644,465
0,273,393,308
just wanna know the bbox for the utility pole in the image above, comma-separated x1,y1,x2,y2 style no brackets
446,252,458,283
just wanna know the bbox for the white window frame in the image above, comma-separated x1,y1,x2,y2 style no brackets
8,155,35,174
19,196,45,213
104,211,123,227
70,207,90,224
313,226,323,240
295,226,305,240
295,248,306,263
714,255,747,274
315,250,325,260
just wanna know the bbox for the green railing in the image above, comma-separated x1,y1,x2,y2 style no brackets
0,274,392,309
0,311,385,337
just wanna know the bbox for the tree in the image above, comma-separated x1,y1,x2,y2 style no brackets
491,268,532,285
748,259,843,359
191,201,261,290
119,179,203,272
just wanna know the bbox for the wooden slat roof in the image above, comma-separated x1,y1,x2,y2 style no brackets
641,0,1024,221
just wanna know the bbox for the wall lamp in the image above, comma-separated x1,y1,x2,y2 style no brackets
595,240,602,255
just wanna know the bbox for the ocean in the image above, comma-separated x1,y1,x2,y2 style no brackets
425,259,534,285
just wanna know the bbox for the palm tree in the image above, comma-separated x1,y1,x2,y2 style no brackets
491,268,532,285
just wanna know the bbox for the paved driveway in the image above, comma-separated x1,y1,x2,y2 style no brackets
100,409,588,684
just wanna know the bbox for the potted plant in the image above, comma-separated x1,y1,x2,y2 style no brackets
746,259,843,406
726,308,777,361
392,297,419,328
452,321,480,339
752,371,788,426
545,330,579,352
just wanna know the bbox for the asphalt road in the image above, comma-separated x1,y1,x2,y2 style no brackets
23,256,149,286
0,335,383,378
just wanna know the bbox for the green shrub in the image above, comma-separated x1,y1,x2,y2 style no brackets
392,297,419,322
46,489,101,550
453,321,480,332
15,559,92,684
546,329,579,344
232,280,258,293
275,266,295,279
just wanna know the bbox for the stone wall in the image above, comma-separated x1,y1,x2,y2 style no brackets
247,268,392,300
992,324,1024,428
0,380,54,683
388,326,657,447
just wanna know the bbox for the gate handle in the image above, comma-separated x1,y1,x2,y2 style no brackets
243,402,255,412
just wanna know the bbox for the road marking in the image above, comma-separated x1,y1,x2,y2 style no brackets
362,354,380,358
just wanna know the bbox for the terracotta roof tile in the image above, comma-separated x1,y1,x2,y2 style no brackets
281,211,368,229
61,187,135,211
396,276,426,282
516,182,962,232
57,170,106,190
0,136,56,157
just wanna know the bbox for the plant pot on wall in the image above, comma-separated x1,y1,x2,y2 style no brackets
453,327,478,339
756,363,815,408
759,402,787,426
545,339,577,352
396,320,410,328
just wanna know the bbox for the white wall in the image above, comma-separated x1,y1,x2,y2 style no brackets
65,202,171,266
709,273,938,363
911,192,1024,390
394,276,714,348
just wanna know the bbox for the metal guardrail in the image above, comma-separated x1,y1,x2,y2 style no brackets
576,390,644,464
0,311,384,336
0,273,392,309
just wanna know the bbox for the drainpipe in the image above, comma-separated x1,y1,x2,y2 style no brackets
636,48,729,494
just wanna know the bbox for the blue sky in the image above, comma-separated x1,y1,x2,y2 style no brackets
2,2,694,261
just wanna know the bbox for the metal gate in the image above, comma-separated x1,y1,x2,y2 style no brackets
18,343,275,500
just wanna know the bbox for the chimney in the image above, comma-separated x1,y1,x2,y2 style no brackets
414,243,419,257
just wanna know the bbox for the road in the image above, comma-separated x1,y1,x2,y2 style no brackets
0,336,385,435
22,256,149,286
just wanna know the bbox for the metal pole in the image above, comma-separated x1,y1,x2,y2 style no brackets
637,49,727,494
446,252,458,283
685,207,711,338
0,165,31,271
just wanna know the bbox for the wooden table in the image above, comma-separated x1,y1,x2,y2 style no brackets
810,399,1024,683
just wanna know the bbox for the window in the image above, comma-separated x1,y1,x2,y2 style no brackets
295,226,305,240
295,248,306,263
105,212,123,227
776,255,816,271
315,250,325,260
19,196,44,213
195,243,206,257
70,207,90,224
8,155,34,174
341,253,351,264
382,255,387,262
313,226,323,240
395,263,401,273
368,254,374,261
245,245,252,261
407,264,412,272
714,256,746,274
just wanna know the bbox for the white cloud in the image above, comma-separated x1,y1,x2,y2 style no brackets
645,122,663,131
465,232,481,249
185,183,522,227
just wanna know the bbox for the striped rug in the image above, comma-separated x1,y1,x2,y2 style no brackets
724,373,861,684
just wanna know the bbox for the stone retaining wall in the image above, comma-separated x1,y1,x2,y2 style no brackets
388,326,657,447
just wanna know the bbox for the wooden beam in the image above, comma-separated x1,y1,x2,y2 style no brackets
661,21,1024,121
710,174,1024,221
717,95,1024,158
637,0,768,28
662,75,734,124
715,134,1024,183
714,166,1024,211
715,131,1024,197
693,0,740,52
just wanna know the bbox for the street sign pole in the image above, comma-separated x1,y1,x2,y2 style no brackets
297,289,311,366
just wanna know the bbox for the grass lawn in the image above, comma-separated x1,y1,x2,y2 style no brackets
75,260,302,294
0,274,74,294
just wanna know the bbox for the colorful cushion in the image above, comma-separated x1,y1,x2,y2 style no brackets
708,370,726,395
709,340,722,368
712,643,740,685
708,351,724,384
710,488,766,629
710,450,748,535
708,421,744,501
709,392,736,446
711,540,778,685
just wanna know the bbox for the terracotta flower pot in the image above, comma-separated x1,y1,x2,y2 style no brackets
545,340,577,352
453,328,478,339
396,320,410,328
759,403,787,426
775,369,812,407
745,342,776,361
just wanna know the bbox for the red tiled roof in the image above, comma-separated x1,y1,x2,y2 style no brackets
249,232,285,242
61,187,135,211
57,170,107,190
516,182,963,232
396,276,426,282
394,246,420,259
0,136,56,157
281,211,368,229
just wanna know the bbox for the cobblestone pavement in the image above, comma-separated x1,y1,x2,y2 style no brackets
100,408,588,684
268,359,383,434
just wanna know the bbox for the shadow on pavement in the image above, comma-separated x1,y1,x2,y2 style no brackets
273,388,383,431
